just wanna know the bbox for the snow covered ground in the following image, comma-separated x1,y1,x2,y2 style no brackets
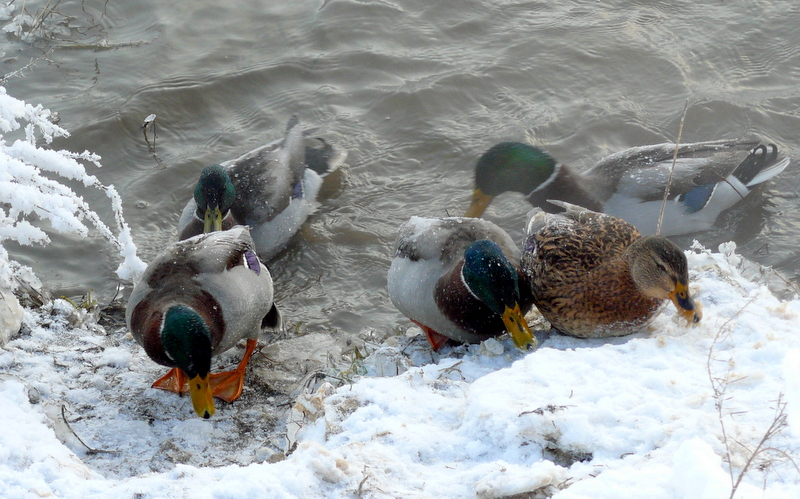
1,239,799,498
2,89,800,498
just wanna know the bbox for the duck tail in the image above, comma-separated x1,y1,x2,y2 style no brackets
304,138,347,176
733,143,790,187
261,303,283,333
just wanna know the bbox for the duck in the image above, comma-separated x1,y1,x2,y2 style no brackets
177,116,347,261
387,216,536,351
521,201,701,338
126,226,282,418
465,139,790,237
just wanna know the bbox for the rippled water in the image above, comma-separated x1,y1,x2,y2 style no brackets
4,0,800,342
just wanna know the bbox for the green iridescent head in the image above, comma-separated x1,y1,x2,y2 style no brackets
161,305,215,418
161,305,212,379
474,142,557,196
194,165,236,232
462,239,520,314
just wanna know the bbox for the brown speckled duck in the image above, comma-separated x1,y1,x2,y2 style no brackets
521,201,701,338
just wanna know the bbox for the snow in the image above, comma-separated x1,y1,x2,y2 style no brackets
2,94,800,498
1,239,798,498
0,86,145,282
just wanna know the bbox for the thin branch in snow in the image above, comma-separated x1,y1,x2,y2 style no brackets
60,404,116,456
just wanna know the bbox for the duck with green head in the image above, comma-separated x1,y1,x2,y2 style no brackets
126,226,281,418
388,216,536,351
178,116,347,261
521,201,702,338
466,139,789,237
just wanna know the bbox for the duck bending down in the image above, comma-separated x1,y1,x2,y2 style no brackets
465,139,790,236
178,116,347,261
388,216,536,351
521,201,701,338
126,226,282,418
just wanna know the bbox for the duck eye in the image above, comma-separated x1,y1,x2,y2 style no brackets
656,263,667,273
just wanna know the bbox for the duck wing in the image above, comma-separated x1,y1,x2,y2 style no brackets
395,216,520,267
224,117,306,225
587,139,788,205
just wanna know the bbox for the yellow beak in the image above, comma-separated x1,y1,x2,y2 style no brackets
203,206,224,233
501,303,537,350
669,282,702,323
464,189,494,218
188,373,215,419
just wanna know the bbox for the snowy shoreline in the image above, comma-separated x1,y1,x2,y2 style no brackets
1,240,799,498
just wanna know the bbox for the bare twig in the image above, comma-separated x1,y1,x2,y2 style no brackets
656,100,689,235
729,395,790,498
706,297,798,497
60,405,115,455
0,49,54,84
706,296,757,490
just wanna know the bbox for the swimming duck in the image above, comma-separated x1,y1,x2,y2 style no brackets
465,139,790,237
126,226,282,418
388,216,536,351
521,201,701,338
177,116,347,261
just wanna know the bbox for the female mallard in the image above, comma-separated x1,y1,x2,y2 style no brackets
521,201,701,338
388,216,536,351
177,116,346,261
465,139,789,237
126,226,282,418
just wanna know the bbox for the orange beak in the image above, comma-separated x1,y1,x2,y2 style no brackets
669,282,702,323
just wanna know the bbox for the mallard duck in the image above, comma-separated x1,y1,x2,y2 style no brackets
126,226,282,418
387,216,536,351
521,201,701,338
465,139,790,236
177,116,347,261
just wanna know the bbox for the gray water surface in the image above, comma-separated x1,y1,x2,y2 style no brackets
3,0,800,341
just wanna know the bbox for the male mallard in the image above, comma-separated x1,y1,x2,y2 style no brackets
521,201,701,338
126,226,282,418
465,139,790,236
387,216,536,351
177,116,347,261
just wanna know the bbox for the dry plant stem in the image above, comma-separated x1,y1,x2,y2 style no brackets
706,297,797,498
0,49,54,84
729,396,789,499
656,100,689,235
60,405,114,455
706,297,756,491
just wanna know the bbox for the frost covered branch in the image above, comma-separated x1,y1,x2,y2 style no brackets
0,86,145,285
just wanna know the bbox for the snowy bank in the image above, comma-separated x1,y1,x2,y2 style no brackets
1,241,799,498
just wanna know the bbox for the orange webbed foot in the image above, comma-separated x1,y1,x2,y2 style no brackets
209,338,258,403
152,367,189,394
412,320,451,352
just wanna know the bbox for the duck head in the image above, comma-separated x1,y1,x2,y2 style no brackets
465,142,558,218
162,305,215,418
626,236,702,323
194,165,236,233
462,240,537,349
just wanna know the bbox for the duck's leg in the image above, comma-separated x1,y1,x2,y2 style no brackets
412,320,451,352
208,339,258,403
152,368,189,395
